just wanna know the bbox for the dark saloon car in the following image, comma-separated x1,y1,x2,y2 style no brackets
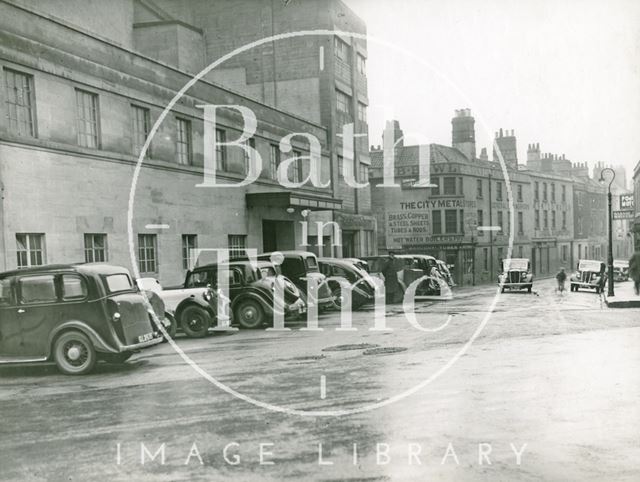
570,260,607,293
257,251,335,312
185,261,305,329
318,258,376,310
498,258,533,293
0,263,163,375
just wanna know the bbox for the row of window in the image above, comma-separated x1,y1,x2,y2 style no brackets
337,156,369,182
432,210,465,235
14,233,249,274
534,181,567,203
534,210,568,231
3,67,314,182
336,88,368,125
334,37,366,76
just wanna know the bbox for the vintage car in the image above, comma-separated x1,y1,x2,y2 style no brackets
396,254,443,296
318,257,376,310
136,277,218,338
613,259,630,281
186,260,305,329
570,260,607,293
257,251,335,312
0,263,163,375
498,258,533,293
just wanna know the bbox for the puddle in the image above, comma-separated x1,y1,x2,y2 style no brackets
321,343,380,352
362,347,408,356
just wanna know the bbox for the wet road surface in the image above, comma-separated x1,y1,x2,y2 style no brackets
1,278,639,481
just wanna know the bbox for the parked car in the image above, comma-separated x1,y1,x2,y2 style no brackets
570,260,607,293
257,251,335,312
0,263,163,375
186,260,306,329
498,258,533,293
613,259,630,281
318,257,376,310
396,254,442,296
136,277,216,338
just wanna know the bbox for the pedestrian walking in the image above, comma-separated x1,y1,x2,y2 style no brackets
629,252,640,295
555,267,567,295
382,252,402,304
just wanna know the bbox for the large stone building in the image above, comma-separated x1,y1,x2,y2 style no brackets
0,0,352,284
134,0,376,257
370,111,578,285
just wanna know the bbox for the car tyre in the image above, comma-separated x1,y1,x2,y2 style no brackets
180,305,211,338
235,299,265,329
527,285,532,293
53,331,97,375
501,286,505,293
331,286,343,310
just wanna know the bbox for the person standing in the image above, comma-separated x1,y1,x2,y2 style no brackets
629,252,640,295
555,267,567,295
382,252,402,304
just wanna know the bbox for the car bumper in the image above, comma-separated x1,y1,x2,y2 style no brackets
500,283,532,289
117,332,163,352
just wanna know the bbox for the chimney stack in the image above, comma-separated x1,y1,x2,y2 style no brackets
451,108,476,160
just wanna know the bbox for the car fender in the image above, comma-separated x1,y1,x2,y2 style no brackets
175,297,214,321
48,320,118,358
231,291,274,316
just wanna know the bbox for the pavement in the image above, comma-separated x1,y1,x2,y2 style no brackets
603,279,640,308
1,278,639,481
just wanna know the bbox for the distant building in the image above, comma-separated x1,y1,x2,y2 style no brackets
369,113,567,286
633,161,640,251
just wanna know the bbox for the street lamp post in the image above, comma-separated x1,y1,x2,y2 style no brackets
599,168,616,297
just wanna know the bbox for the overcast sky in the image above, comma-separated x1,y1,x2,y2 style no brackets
344,0,640,186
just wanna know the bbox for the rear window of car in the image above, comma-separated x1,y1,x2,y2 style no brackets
61,275,88,300
259,266,277,278
104,273,133,293
0,278,13,305
19,275,57,304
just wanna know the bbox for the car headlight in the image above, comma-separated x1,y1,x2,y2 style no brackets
203,290,212,301
112,312,121,323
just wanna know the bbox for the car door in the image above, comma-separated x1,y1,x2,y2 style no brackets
15,273,59,357
0,276,24,358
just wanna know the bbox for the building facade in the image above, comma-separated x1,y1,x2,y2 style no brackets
134,0,377,258
0,0,347,285
370,112,579,286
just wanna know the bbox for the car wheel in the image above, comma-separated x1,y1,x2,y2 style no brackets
235,299,265,329
595,286,600,294
53,331,97,375
235,300,265,330
163,312,177,340
180,305,211,338
527,285,532,293
501,286,505,293
101,352,133,364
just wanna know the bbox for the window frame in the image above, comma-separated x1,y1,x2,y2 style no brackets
75,88,100,149
4,67,37,138
131,104,151,158
16,233,46,268
182,234,198,270
84,233,108,263
138,234,158,274
176,117,193,165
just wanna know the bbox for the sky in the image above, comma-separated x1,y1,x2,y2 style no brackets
343,0,640,185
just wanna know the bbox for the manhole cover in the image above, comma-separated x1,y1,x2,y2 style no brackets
321,343,379,352
362,347,408,356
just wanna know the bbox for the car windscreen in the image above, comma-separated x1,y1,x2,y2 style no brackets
105,273,134,293
578,260,602,272
503,259,528,270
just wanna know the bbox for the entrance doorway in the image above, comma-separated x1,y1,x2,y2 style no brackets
262,220,295,252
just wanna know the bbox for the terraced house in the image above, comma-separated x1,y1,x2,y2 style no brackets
370,110,579,285
0,0,355,285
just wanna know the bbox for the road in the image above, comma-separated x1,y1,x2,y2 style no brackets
1,278,639,481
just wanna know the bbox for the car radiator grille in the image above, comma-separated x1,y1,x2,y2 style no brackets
509,272,520,283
